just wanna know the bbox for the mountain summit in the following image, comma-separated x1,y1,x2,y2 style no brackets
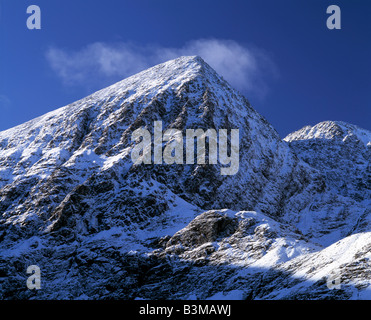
285,120,371,148
285,120,371,219
0,57,370,300
0,56,318,236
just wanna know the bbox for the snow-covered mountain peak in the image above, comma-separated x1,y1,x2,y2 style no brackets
0,56,210,138
89,55,222,101
283,120,371,225
0,55,315,234
284,120,371,147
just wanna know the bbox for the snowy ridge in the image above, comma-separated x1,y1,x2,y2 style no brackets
284,120,371,147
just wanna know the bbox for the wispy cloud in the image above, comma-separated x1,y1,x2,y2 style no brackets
45,39,277,99
0,95,11,110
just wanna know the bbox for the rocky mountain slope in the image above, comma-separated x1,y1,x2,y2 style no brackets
0,56,370,299
285,121,370,201
283,121,371,246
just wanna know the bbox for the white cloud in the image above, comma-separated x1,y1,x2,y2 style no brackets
0,95,11,110
45,39,277,99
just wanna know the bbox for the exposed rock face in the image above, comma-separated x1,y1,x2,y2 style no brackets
0,56,370,300
166,211,239,249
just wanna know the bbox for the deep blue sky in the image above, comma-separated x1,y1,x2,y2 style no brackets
0,0,370,137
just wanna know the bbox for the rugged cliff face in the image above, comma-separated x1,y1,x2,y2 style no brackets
283,121,371,245
285,120,371,202
0,56,370,300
